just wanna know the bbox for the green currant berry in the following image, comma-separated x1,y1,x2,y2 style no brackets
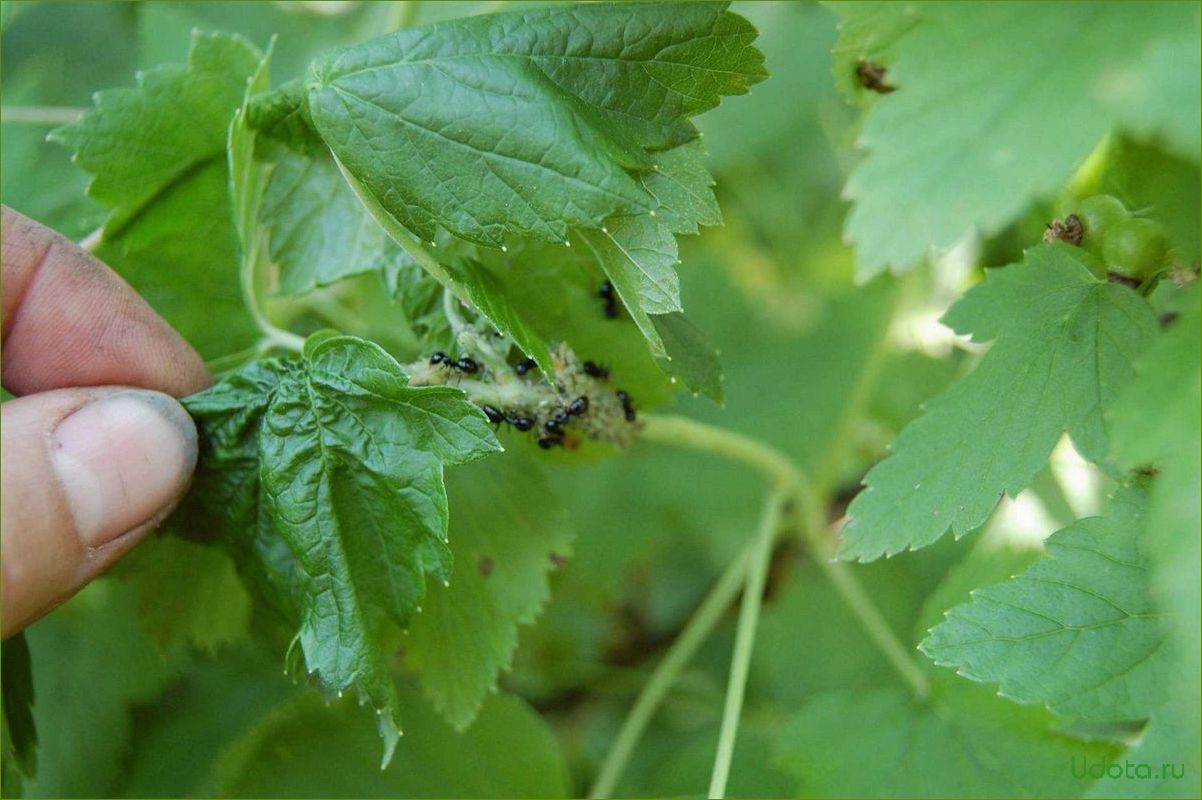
1102,217,1168,282
1075,194,1130,257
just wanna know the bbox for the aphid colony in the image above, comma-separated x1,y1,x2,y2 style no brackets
408,281,639,450
419,343,639,450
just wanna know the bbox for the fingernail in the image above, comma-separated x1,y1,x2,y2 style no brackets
51,390,198,547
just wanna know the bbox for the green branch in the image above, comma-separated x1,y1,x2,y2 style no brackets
1,105,85,125
588,543,754,799
592,415,929,797
708,488,787,799
639,414,930,699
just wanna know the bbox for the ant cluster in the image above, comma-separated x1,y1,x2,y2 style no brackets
482,393,590,449
417,341,640,451
407,287,641,450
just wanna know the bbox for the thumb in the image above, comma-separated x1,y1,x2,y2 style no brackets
1,387,198,636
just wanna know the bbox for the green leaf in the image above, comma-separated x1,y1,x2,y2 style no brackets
22,583,180,798
640,139,722,236
838,2,1201,277
652,312,725,404
775,676,1117,798
177,333,501,762
381,257,454,348
442,257,558,373
1110,285,1202,473
1100,286,1202,798
271,1,765,248
576,216,680,358
1110,286,1200,650
47,31,264,360
117,648,300,799
466,239,682,410
1,633,37,780
921,486,1170,721
1086,689,1200,799
405,457,573,730
246,77,325,155
215,687,571,798
839,244,1157,561
117,536,253,655
912,539,1044,647
826,1,916,105
49,30,260,234
329,153,558,377
259,150,413,295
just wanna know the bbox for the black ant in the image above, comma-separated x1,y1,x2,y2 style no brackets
537,420,566,448
616,389,636,422
505,414,535,432
537,434,564,449
568,396,589,416
599,280,620,319
582,361,609,380
484,405,535,432
514,357,538,377
430,352,479,374
544,409,571,435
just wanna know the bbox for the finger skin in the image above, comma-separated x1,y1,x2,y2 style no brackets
1,205,211,397
1,387,197,637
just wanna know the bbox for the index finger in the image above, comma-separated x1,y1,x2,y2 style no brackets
1,206,211,397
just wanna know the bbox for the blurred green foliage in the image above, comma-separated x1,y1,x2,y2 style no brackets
2,2,1198,798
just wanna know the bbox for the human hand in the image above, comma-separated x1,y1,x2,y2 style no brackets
1,206,211,637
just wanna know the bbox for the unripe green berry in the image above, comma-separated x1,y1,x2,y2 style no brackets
1075,194,1130,257
1102,217,1168,282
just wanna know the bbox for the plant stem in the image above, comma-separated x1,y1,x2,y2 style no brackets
639,414,929,699
256,326,306,355
0,105,85,125
639,415,800,492
588,545,755,799
708,489,786,800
